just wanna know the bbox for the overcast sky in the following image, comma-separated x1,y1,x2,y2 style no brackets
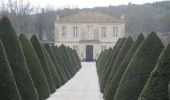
1,0,167,9
29,0,166,8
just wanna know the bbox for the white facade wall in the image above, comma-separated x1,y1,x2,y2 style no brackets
55,22,125,61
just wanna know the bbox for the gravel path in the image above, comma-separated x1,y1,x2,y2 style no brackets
47,62,103,100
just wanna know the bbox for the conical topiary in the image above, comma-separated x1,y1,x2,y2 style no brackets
68,47,80,74
0,40,22,100
96,38,123,76
46,44,70,80
41,45,61,88
99,47,115,84
114,32,164,100
169,82,170,100
58,45,73,78
60,45,74,78
72,48,81,70
138,40,170,100
19,33,50,99
0,16,39,100
104,34,145,100
98,48,113,80
104,37,134,93
44,44,67,85
30,35,55,94
54,46,75,77
99,38,126,93
73,48,81,69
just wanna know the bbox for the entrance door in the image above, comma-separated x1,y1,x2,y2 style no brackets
86,45,93,62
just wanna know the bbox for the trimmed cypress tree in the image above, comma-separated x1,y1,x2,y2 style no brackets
60,45,75,78
44,44,67,85
73,48,81,69
99,48,113,87
114,32,164,100
104,34,145,100
104,37,134,93
138,39,170,100
73,49,81,69
98,48,113,80
70,48,80,73
0,40,22,100
19,34,50,99
99,38,126,93
67,47,77,76
169,82,170,100
99,39,122,90
0,16,39,100
41,45,61,88
30,35,55,94
66,48,77,74
97,48,111,76
62,46,76,76
99,48,114,79
50,44,71,80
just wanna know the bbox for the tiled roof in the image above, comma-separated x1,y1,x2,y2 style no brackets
56,12,124,23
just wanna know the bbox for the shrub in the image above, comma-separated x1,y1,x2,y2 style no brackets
104,34,145,100
104,37,134,93
44,44,67,85
42,45,62,88
0,16,38,100
51,45,71,79
114,32,164,100
98,38,126,93
138,39,170,100
30,35,55,94
0,40,22,100
169,82,170,100
19,34,50,99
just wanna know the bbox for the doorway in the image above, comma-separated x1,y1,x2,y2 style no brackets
86,45,93,62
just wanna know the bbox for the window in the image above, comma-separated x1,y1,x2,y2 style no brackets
62,26,66,38
87,25,93,39
73,46,79,54
87,25,90,38
101,27,106,38
113,26,118,37
101,46,106,52
73,26,78,37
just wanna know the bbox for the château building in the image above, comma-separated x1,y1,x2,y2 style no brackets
55,12,125,61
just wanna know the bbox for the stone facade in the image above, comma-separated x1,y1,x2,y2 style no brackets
55,12,125,61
